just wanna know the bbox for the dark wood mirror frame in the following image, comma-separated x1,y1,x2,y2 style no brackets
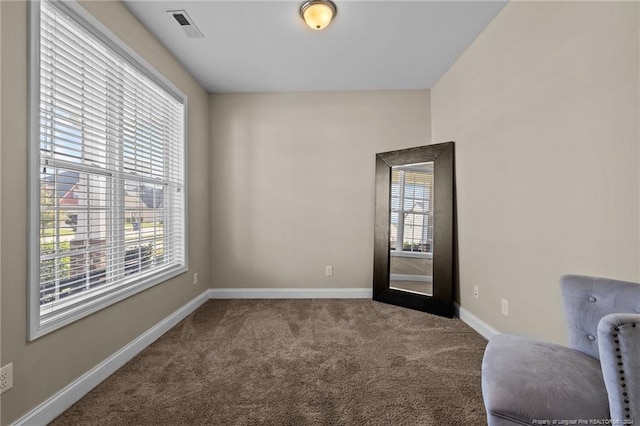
373,142,455,318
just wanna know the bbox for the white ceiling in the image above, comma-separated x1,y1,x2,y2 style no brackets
122,1,506,93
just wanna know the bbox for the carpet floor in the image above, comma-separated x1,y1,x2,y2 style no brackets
51,299,488,425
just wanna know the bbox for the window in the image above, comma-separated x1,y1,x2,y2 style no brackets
29,0,187,339
390,163,434,255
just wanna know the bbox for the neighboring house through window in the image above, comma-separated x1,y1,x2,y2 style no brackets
29,0,187,339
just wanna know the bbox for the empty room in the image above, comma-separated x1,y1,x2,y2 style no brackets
1,0,639,425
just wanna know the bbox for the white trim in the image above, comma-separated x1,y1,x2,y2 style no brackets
209,288,372,299
27,0,43,345
12,290,210,426
389,274,432,283
454,303,500,341
389,286,430,296
390,251,432,259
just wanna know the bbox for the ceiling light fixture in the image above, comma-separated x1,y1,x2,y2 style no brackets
300,0,337,31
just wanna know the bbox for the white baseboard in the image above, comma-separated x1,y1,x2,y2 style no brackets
454,302,500,340
209,287,372,299
13,290,211,426
389,274,432,283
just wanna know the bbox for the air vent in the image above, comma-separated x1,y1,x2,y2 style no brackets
167,10,204,39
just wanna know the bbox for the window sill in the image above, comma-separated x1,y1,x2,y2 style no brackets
29,264,188,341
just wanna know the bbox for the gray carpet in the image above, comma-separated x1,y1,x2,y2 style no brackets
51,299,488,425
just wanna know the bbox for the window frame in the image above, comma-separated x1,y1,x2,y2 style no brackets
28,0,189,341
390,166,434,258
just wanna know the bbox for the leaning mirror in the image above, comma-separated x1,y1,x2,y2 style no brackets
373,142,455,318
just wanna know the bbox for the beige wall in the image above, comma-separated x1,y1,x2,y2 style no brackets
431,1,640,344
390,256,432,276
209,91,431,290
0,1,210,424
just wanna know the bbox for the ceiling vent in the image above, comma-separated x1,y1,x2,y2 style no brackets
167,10,204,39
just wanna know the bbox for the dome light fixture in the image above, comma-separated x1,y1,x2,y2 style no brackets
300,0,337,31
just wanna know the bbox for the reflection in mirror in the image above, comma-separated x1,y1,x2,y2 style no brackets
389,162,434,296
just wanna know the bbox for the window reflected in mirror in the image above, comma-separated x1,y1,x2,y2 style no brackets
389,162,434,296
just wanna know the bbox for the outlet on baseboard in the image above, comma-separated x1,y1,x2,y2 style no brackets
0,363,13,394
473,285,479,299
193,273,198,285
325,266,333,277
501,298,509,316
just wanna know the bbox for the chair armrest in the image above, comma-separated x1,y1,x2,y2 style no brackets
597,313,640,424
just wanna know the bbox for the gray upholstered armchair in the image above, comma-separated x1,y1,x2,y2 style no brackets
482,275,640,425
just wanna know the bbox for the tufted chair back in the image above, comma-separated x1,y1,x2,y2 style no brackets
561,274,640,360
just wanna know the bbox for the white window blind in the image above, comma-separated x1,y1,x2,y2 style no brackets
29,0,187,339
390,163,434,254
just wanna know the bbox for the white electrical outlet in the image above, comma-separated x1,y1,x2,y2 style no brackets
0,363,13,394
193,273,198,285
325,266,333,276
501,298,509,316
473,285,479,299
